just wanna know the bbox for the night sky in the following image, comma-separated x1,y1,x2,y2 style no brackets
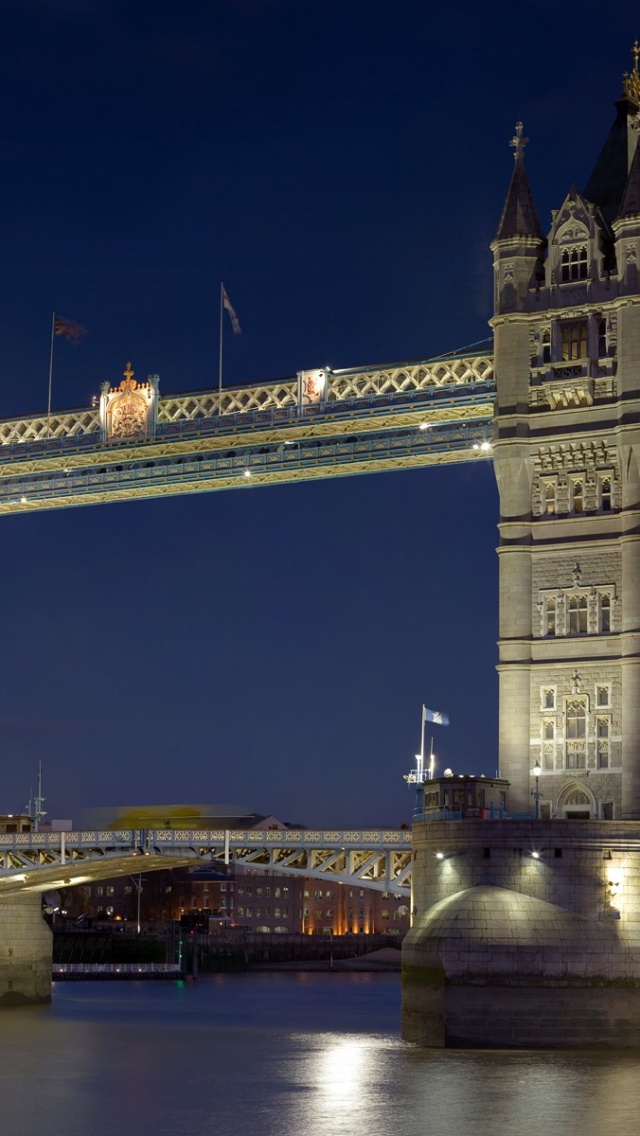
0,2,636,827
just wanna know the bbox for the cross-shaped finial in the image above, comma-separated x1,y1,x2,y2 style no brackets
571,670,582,693
509,121,529,161
123,362,134,383
571,562,582,586
633,39,640,73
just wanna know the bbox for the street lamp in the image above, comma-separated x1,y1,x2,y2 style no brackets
532,762,542,820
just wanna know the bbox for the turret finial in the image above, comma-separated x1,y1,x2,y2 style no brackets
509,121,529,161
622,40,640,104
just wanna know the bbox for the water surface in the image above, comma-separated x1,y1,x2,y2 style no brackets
0,973,637,1136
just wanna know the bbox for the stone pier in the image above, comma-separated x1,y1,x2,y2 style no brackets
402,820,640,1047
0,894,52,1005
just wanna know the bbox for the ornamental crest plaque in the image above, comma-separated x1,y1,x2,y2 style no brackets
100,363,159,442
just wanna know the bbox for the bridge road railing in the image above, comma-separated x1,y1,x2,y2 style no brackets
0,828,413,897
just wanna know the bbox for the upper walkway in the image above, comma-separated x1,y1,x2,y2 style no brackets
0,352,494,514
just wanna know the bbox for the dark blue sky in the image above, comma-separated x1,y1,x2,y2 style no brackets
0,1,636,826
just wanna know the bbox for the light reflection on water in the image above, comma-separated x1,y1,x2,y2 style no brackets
0,973,637,1136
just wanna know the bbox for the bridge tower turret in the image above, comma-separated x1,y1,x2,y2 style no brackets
491,51,640,818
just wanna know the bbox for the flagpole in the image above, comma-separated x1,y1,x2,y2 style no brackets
47,311,56,425
417,705,426,783
218,282,224,413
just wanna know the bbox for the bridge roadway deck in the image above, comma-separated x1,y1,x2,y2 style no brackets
0,828,413,898
0,353,494,514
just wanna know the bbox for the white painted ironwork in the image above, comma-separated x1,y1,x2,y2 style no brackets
0,828,412,897
0,354,494,451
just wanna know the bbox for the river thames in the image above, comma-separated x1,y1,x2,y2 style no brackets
0,972,638,1136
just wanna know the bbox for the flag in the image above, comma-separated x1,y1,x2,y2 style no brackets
54,315,86,343
222,287,241,334
423,706,450,727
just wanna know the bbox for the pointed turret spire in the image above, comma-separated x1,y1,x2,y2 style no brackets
584,43,640,226
616,137,640,219
494,122,544,242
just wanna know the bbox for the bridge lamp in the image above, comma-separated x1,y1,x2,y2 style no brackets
435,851,444,860
532,761,542,820
531,851,540,860
243,469,252,478
419,422,432,431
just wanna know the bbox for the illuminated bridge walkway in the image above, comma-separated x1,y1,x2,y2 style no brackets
0,352,494,514
0,827,413,898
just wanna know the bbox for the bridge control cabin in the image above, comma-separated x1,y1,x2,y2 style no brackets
0,814,33,834
416,776,509,820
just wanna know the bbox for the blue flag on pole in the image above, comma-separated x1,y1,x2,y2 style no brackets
423,706,450,727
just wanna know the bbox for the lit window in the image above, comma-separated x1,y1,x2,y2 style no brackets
543,481,556,516
561,321,588,360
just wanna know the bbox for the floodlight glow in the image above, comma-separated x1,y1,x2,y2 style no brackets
436,851,444,860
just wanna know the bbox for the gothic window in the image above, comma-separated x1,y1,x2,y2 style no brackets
566,750,587,770
566,698,587,741
596,717,610,739
542,479,557,516
599,475,613,511
571,479,584,514
596,685,610,708
543,719,555,741
561,246,588,281
598,318,607,357
542,688,556,710
546,597,556,636
561,321,588,360
568,594,588,634
600,593,611,633
542,329,551,364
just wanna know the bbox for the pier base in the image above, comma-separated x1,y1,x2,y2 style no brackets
402,820,640,1048
0,895,52,1006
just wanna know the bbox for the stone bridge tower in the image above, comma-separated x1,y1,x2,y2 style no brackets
402,53,640,1050
492,62,640,820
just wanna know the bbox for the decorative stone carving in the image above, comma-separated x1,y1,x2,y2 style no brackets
100,364,159,443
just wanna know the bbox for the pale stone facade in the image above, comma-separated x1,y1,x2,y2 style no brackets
491,81,640,820
403,57,640,1049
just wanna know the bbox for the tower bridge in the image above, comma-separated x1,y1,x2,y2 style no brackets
3,51,640,1047
0,352,494,513
0,827,412,899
